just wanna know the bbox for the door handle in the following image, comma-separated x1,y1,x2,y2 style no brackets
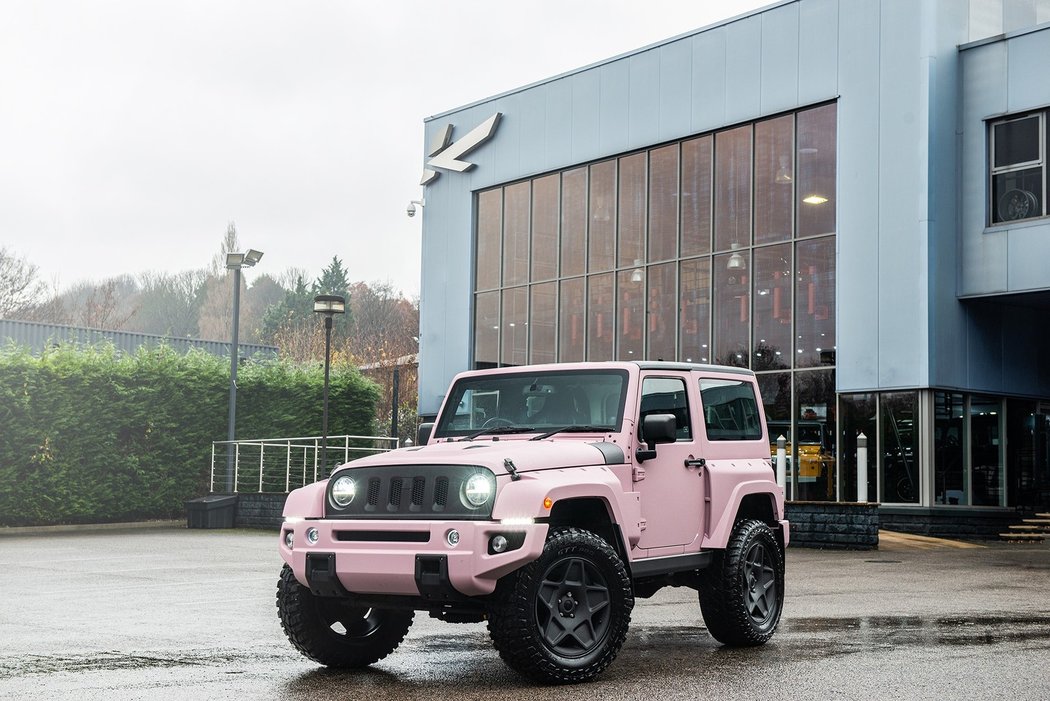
684,458,706,468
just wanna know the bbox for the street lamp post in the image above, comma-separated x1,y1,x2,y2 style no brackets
224,249,263,493
314,294,346,475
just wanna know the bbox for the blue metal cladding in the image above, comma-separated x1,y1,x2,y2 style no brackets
0,318,278,359
416,0,1050,415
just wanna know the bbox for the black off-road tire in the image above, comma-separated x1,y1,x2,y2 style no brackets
276,564,413,668
487,527,634,684
698,519,784,646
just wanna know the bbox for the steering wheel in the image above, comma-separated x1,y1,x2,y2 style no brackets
482,417,513,428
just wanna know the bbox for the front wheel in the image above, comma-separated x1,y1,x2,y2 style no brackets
276,564,413,668
487,527,634,684
698,519,784,646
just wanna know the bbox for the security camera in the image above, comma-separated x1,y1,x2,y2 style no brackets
407,202,417,218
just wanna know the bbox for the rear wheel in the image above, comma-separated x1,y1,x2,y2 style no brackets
276,564,413,668
698,519,784,646
487,527,633,684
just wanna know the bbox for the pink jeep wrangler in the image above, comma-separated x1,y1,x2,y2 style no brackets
277,361,787,684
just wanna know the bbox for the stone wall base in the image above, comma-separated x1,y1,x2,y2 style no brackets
785,501,880,550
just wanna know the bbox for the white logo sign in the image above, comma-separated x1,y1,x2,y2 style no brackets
421,113,502,185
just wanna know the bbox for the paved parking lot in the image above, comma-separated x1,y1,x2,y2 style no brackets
1,526,1048,700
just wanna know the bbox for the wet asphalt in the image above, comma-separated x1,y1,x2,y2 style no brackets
0,527,1048,700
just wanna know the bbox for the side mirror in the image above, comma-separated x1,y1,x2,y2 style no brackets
637,413,676,462
417,422,434,446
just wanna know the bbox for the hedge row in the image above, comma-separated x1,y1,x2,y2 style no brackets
0,344,379,526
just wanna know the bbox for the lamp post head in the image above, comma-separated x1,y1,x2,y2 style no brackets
314,294,347,315
226,249,264,269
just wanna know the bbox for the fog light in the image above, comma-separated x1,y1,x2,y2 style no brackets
446,529,460,547
490,534,509,553
284,531,294,549
306,528,319,545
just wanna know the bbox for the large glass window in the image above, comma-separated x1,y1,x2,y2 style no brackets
476,190,502,291
714,125,752,252
531,174,559,282
754,115,794,245
529,282,557,364
880,392,919,504
472,106,841,494
797,104,837,238
752,244,791,371
795,236,835,368
587,273,614,361
970,395,1004,506
558,277,585,362
934,391,966,505
589,160,616,272
616,269,644,360
795,369,836,501
500,286,527,366
561,167,588,277
474,291,500,367
839,393,876,502
679,258,711,364
503,182,531,287
713,249,749,368
618,153,647,269
646,263,676,362
681,136,712,257
648,144,679,263
990,112,1047,224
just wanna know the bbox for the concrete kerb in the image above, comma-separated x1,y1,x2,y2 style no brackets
0,519,184,537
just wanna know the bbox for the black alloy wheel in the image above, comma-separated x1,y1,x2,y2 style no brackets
742,538,778,628
534,555,612,658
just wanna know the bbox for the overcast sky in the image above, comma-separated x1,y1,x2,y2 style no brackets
0,0,769,298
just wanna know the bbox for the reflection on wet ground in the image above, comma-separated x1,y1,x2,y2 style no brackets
4,614,1048,682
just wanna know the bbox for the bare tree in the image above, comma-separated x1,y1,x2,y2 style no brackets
0,247,48,318
210,221,241,275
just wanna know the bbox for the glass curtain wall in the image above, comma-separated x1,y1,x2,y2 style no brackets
473,103,838,499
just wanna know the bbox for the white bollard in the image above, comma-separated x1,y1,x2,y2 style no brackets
857,432,868,503
776,434,787,493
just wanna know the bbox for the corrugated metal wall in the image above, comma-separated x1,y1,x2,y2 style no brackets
0,318,278,359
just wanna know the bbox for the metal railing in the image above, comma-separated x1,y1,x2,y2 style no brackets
209,434,400,493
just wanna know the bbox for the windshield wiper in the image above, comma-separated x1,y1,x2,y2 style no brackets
529,425,609,441
459,425,535,442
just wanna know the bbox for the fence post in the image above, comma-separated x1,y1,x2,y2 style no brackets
857,433,869,502
313,439,319,483
233,442,240,493
286,440,291,493
210,443,216,493
258,442,264,493
776,434,787,493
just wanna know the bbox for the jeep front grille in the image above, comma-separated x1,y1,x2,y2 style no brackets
324,465,494,520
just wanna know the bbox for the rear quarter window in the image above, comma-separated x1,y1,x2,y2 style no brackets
699,378,763,441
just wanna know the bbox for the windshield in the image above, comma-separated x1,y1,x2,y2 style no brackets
433,369,629,438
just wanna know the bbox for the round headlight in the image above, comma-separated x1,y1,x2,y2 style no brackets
462,473,493,508
330,476,357,507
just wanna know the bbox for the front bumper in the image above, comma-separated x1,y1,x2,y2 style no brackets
279,518,549,598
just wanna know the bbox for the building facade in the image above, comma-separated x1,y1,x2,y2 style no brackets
416,0,1050,530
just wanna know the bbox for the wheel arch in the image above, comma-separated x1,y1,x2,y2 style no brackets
547,497,631,566
704,483,784,550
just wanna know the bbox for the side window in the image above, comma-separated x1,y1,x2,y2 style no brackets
989,112,1046,224
699,378,763,441
639,377,692,440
